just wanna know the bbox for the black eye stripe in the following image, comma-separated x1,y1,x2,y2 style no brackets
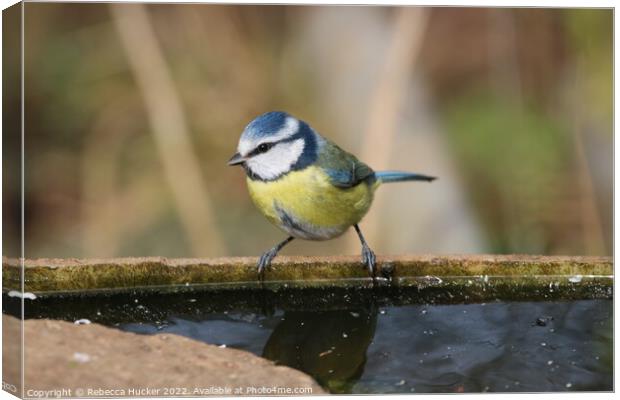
246,134,304,158
248,142,275,157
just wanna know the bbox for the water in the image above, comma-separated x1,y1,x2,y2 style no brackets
4,277,613,393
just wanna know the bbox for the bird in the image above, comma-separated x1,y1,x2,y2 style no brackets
228,111,436,280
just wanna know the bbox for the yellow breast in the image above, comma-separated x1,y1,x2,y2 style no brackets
246,166,375,240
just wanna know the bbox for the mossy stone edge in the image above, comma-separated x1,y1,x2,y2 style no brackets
2,255,613,293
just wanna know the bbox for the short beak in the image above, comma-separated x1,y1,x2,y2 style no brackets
227,152,245,166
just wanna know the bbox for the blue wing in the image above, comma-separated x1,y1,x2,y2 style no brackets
318,141,375,188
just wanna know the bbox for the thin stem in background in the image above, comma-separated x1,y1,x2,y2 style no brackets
569,67,606,255
110,3,226,256
345,7,429,253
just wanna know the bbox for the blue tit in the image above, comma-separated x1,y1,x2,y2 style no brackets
228,111,436,280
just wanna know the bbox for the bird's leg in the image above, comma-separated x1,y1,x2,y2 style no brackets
257,236,295,281
354,224,376,278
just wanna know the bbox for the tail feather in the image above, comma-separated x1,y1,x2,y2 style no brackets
375,170,436,183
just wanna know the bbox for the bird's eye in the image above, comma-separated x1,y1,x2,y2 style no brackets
257,143,272,153
248,142,275,157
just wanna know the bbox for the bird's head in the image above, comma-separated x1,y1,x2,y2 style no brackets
228,111,318,180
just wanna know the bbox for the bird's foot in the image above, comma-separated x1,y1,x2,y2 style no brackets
257,247,279,281
257,236,295,282
361,244,377,278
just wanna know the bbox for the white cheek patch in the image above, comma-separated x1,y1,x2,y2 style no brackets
238,116,300,156
246,139,305,180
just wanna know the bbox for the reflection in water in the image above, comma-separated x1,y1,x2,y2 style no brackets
5,284,613,394
262,309,377,393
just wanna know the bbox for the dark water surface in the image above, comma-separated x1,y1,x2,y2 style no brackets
4,277,613,393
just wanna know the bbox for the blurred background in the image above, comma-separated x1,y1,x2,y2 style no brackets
2,3,612,259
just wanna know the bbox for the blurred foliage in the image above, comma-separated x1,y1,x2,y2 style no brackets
444,93,568,253
564,8,613,122
435,8,612,255
2,4,612,258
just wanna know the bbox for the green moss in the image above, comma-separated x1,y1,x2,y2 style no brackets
2,256,612,294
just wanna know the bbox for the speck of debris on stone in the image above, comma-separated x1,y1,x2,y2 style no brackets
74,319,91,325
73,352,91,363
318,349,333,357
8,291,37,300
568,275,583,283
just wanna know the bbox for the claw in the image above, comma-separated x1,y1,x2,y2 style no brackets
257,256,266,281
257,248,278,281
353,224,376,279
361,245,376,278
256,236,294,281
